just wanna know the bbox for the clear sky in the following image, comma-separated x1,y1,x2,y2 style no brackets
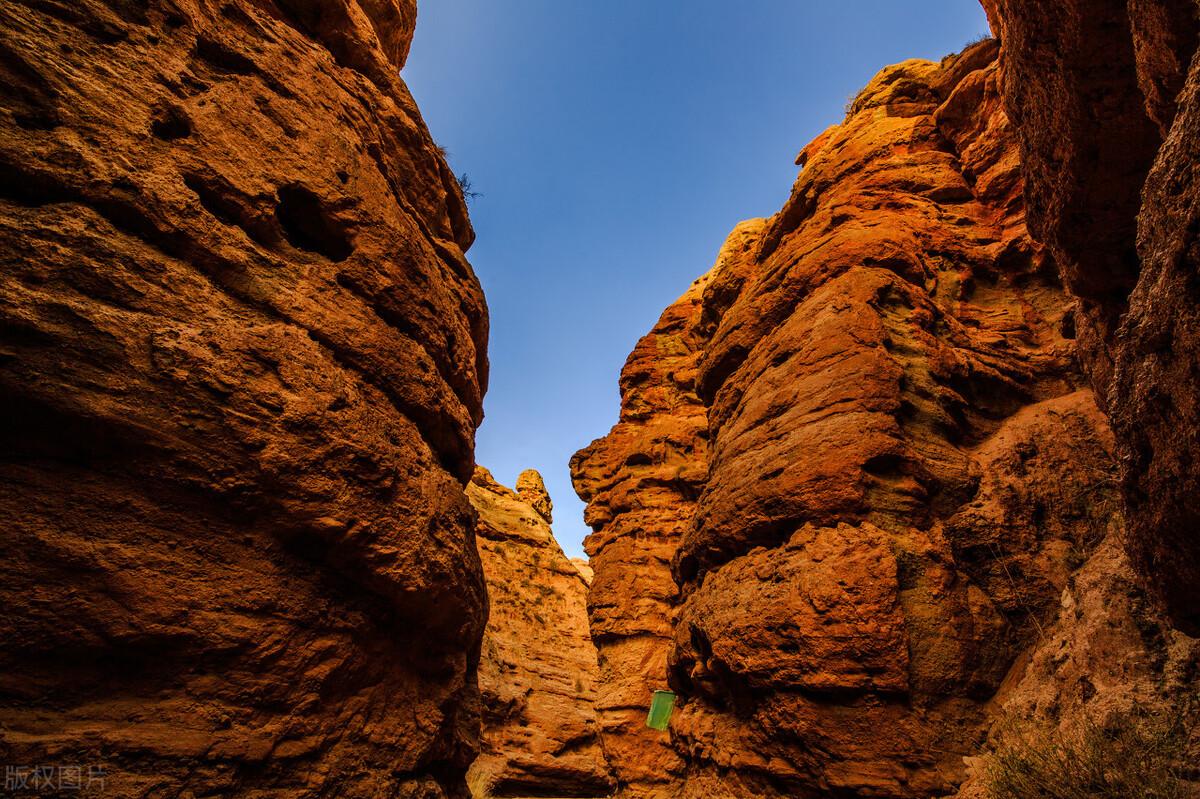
403,2,991,559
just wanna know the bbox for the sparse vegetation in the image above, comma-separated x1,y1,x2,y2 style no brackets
457,171,482,202
983,709,1195,799
435,144,482,203
844,89,862,119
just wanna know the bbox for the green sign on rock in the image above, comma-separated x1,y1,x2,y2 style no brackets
646,689,676,731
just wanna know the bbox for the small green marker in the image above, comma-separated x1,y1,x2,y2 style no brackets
646,689,676,731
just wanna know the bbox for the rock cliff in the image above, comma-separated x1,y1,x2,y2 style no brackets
574,36,1198,798
0,1,487,797
981,0,1200,637
466,467,612,798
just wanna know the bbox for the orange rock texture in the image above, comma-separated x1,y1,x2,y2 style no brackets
570,260,717,796
572,40,1153,797
0,1,488,797
981,0,1200,636
466,467,613,798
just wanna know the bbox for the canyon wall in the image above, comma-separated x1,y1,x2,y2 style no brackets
0,1,489,797
574,34,1199,798
980,0,1200,637
466,467,612,798
569,262,717,795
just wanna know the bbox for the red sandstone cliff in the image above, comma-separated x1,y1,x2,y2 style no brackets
981,0,1200,638
573,34,1200,798
466,467,613,798
0,1,487,796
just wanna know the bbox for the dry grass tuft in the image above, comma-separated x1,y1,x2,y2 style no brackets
984,709,1194,799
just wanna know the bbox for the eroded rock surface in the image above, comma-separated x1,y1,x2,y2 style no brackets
573,41,1142,797
0,1,487,796
982,0,1200,635
570,254,730,796
466,467,613,799
955,529,1200,798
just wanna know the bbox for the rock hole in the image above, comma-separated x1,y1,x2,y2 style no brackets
275,185,352,261
183,174,272,249
184,174,241,226
1061,308,1076,339
0,162,70,207
151,104,192,140
193,35,257,75
624,452,652,467
862,453,905,476
678,554,699,584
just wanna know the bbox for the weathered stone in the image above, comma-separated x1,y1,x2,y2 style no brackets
467,467,613,798
0,1,488,796
516,468,554,524
983,0,1200,634
574,41,1137,797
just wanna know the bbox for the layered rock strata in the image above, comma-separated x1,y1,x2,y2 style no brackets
466,467,612,798
573,40,1155,797
981,0,1200,636
0,1,488,797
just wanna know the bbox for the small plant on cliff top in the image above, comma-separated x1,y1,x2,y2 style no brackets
983,708,1194,799
457,172,482,203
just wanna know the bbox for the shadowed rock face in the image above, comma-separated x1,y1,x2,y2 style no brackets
573,41,1136,798
467,467,613,799
981,0,1200,637
0,1,488,796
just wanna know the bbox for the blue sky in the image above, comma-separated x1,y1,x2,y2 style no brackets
403,2,991,559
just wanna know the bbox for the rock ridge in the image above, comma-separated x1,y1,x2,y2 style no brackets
574,35,1198,798
466,466,613,799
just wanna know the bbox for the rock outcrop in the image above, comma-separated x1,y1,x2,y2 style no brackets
570,246,735,795
954,527,1200,797
0,1,488,797
571,39,1181,797
466,467,613,798
981,0,1200,637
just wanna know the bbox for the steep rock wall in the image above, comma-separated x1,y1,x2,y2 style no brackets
573,41,1137,798
569,244,746,797
466,467,612,798
954,527,1200,797
981,0,1200,635
0,1,488,797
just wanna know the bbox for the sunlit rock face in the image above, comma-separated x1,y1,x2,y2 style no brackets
570,257,720,797
0,1,488,796
981,0,1200,637
573,40,1142,797
466,467,613,798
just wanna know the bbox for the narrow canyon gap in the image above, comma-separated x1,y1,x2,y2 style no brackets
2,1,1200,799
